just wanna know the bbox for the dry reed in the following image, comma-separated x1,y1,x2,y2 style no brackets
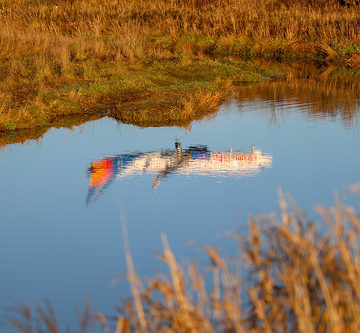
8,188,360,332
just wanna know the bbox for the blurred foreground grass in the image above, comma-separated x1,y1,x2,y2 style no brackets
8,187,360,332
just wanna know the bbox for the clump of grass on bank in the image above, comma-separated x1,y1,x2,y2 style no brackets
102,59,263,127
1,0,359,132
8,189,360,332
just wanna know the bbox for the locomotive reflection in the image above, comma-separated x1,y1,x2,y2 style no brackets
86,142,272,204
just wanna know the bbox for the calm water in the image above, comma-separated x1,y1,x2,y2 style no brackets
1,78,360,330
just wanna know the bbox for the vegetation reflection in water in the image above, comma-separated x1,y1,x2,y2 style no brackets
86,141,272,204
1,64,359,149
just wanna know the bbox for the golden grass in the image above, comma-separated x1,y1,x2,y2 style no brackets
117,191,360,332
0,0,359,131
1,62,359,148
111,85,228,127
8,188,360,332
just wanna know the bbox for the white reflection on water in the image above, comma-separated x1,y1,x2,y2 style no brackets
86,141,272,204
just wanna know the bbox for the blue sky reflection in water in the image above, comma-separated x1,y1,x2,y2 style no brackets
0,96,360,330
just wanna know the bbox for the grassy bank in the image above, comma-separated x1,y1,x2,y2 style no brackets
1,0,359,132
8,189,360,332
1,63,359,149
0,55,265,131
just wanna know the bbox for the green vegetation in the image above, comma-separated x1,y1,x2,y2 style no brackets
9,189,360,332
1,63,359,148
0,54,265,132
1,0,359,133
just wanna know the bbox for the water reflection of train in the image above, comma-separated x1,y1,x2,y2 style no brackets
86,142,272,204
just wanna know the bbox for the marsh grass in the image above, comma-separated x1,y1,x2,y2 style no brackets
8,189,360,332
1,0,359,131
111,85,228,127
1,62,359,148
0,55,264,131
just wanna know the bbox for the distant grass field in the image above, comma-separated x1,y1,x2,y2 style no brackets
0,0,359,132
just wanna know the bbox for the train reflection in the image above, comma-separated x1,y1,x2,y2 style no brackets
86,142,272,204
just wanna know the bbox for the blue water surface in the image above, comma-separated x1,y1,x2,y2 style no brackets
0,95,359,331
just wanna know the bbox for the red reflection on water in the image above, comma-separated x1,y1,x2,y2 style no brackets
89,157,115,189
